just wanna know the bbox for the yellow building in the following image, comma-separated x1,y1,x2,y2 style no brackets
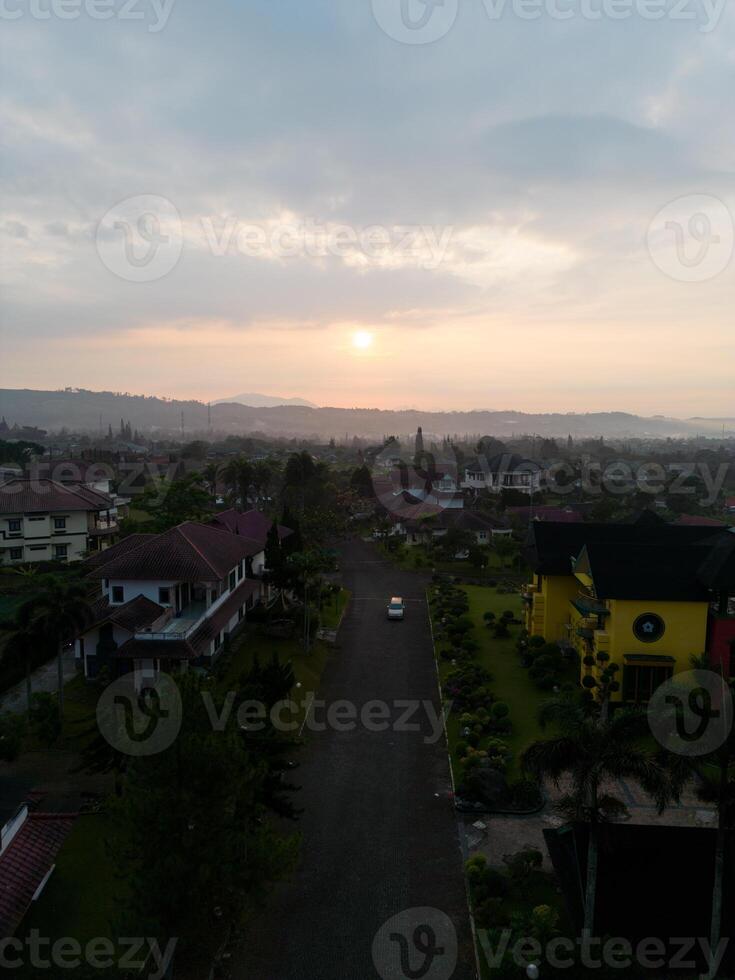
524,519,735,702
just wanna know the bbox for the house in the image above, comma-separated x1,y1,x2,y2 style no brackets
401,509,510,548
523,520,735,701
462,453,543,495
28,458,131,534
77,522,264,685
0,479,116,565
674,514,730,527
0,797,76,938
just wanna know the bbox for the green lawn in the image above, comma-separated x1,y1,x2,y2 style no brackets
216,622,338,732
319,588,350,629
20,814,119,948
435,584,577,780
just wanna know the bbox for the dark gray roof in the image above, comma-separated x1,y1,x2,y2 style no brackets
0,479,113,514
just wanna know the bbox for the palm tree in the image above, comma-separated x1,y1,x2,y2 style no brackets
522,696,672,936
27,574,94,725
0,610,36,717
202,461,221,504
223,457,253,510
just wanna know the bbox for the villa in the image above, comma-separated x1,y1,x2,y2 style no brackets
523,518,735,701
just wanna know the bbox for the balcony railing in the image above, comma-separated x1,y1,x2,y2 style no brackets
135,601,208,641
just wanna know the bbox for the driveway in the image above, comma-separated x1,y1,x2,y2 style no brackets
235,539,476,979
0,648,76,715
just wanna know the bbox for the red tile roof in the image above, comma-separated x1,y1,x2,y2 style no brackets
88,522,257,582
0,479,113,515
88,594,166,633
0,812,76,937
674,514,729,527
210,509,292,548
84,533,157,570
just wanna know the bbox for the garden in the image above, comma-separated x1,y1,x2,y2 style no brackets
429,579,578,799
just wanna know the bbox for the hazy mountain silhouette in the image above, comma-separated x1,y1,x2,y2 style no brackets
0,388,732,441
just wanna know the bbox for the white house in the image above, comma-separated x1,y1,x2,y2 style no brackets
0,478,115,565
79,521,265,685
462,453,543,495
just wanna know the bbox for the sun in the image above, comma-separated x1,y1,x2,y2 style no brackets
352,331,374,350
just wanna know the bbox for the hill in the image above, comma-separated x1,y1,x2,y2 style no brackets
0,388,733,441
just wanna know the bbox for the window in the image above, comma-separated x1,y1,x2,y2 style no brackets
54,544,68,560
29,545,47,552
9,548,23,560
54,517,67,531
103,579,109,589
623,664,673,702
8,519,21,533
238,605,244,622
28,516,45,522
237,561,243,582
210,588,218,605
111,586,124,604
229,570,236,591
158,587,171,605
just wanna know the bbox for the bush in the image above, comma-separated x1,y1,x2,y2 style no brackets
502,845,544,897
508,780,543,810
490,701,509,721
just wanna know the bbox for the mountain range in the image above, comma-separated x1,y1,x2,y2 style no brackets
0,388,733,442
213,393,318,409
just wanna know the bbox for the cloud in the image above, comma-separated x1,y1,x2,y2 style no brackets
0,1,733,412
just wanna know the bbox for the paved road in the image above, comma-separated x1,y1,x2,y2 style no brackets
0,648,76,715
235,539,476,979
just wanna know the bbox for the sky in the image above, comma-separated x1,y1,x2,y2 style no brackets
1,0,734,417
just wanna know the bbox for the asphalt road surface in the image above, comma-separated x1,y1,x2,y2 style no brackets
235,539,476,980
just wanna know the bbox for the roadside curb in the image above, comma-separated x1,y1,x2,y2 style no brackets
427,587,482,980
